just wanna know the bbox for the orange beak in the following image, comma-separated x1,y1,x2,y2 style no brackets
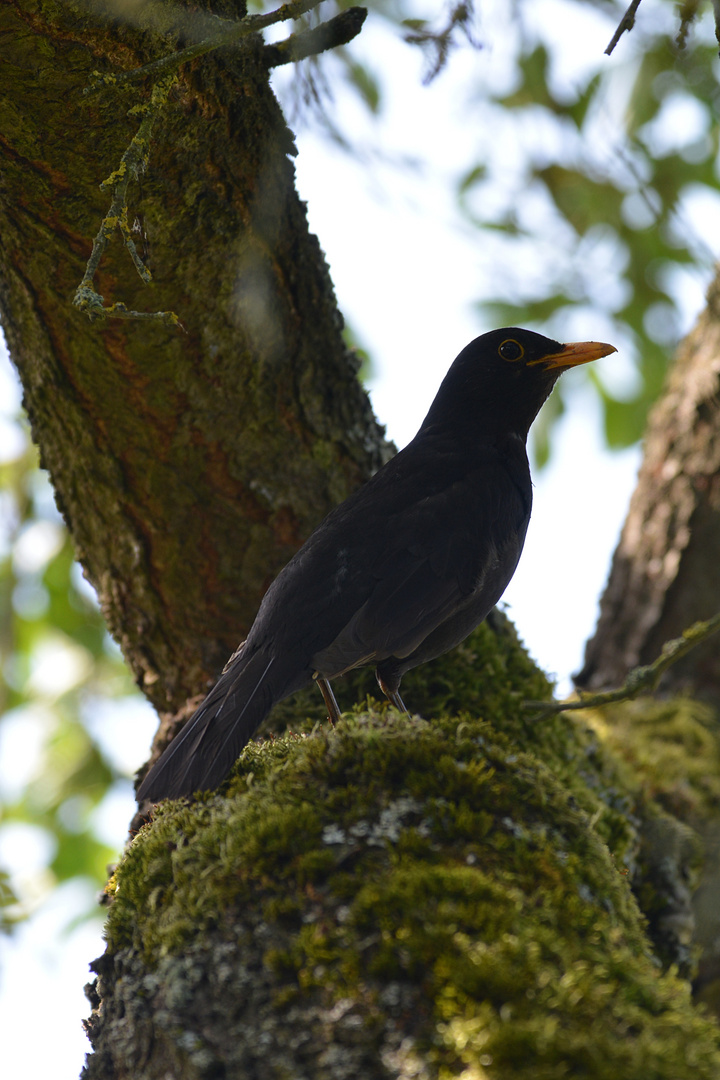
530,340,617,370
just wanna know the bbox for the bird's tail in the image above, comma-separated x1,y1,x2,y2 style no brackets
136,648,279,802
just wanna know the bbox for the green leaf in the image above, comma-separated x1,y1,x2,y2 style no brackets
531,386,565,469
343,59,381,115
498,46,553,111
539,166,623,234
458,164,487,196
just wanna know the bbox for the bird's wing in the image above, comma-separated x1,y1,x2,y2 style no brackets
310,450,529,676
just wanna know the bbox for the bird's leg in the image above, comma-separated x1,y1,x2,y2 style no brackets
313,673,341,726
376,674,409,714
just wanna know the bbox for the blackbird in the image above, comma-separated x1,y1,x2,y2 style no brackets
137,327,615,803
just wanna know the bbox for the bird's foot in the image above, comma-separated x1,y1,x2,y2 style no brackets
377,674,409,714
314,674,341,725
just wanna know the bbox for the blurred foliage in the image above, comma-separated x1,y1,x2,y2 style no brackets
343,321,378,385
460,2,720,459
0,364,151,933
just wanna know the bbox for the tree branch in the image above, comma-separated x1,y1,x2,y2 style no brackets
84,0,325,93
263,7,367,68
525,610,720,717
676,0,703,48
605,0,643,56
403,1,479,84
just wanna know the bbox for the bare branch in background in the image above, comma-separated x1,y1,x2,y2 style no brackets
605,0,643,56
525,611,720,718
264,7,367,67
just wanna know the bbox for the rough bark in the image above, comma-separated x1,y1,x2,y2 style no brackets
577,270,720,703
0,0,390,726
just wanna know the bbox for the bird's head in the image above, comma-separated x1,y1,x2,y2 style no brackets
422,327,617,441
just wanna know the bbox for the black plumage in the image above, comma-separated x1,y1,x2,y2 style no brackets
137,327,615,802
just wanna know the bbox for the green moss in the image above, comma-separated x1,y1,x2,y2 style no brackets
581,696,720,980
584,697,720,824
102,619,720,1076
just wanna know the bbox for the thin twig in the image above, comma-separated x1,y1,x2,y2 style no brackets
605,0,643,56
524,610,720,718
73,74,181,324
403,1,479,84
73,292,184,327
676,0,702,48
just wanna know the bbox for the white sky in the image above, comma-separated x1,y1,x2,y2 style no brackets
0,2,714,1076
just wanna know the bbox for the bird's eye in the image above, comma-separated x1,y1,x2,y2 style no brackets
498,339,525,362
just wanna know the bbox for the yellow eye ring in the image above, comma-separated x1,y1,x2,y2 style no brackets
498,339,525,362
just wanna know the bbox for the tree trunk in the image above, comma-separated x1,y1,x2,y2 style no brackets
577,269,720,704
0,0,390,734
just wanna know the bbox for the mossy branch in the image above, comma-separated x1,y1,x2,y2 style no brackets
84,0,324,93
525,610,720,717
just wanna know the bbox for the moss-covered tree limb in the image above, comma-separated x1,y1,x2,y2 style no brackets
84,622,720,1079
0,0,391,725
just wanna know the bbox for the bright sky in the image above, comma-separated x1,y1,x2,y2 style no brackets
0,3,713,1076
